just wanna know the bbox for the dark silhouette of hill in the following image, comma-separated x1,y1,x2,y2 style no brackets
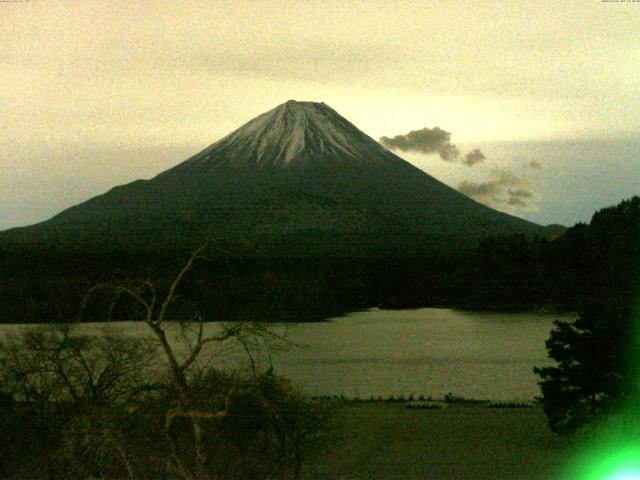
460,196,640,311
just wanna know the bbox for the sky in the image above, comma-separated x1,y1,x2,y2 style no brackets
2,0,639,230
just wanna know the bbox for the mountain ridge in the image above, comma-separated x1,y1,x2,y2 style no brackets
0,100,556,258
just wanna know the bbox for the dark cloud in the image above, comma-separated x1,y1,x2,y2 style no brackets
380,127,490,167
463,148,486,166
439,143,461,161
380,127,460,161
458,179,502,197
528,160,543,170
507,197,529,208
458,170,537,211
508,188,534,198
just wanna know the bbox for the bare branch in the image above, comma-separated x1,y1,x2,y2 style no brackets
157,241,209,324
178,324,239,372
81,283,153,322
144,278,157,317
115,285,153,318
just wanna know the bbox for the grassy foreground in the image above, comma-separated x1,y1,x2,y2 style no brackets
303,402,576,480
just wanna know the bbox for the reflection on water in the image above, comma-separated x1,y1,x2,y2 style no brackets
0,308,574,401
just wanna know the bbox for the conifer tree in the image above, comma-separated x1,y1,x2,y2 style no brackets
535,196,640,434
535,303,637,433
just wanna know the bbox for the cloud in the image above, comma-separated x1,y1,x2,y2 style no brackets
380,128,489,167
380,127,460,161
457,180,501,197
458,170,537,211
508,188,534,198
528,160,543,169
507,196,529,208
463,148,486,166
439,143,461,161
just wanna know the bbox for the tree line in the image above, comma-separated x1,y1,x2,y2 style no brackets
463,197,640,311
2,199,637,324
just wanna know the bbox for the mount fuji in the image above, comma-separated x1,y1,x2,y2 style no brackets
0,101,555,259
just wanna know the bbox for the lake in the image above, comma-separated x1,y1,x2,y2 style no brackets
270,308,568,401
0,308,572,401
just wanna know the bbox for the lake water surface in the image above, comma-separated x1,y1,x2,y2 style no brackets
270,308,569,401
0,308,573,401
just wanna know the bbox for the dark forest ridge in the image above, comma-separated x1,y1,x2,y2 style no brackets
0,100,561,258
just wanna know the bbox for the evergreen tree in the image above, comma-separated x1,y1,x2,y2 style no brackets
534,303,638,434
535,196,640,434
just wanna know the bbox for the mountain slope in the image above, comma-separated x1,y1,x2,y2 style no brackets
0,100,550,258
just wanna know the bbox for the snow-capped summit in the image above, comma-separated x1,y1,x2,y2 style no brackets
178,100,399,170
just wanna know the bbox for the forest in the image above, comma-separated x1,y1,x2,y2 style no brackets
1,197,639,323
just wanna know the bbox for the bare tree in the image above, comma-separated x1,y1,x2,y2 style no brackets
0,323,157,479
0,243,331,479
82,243,291,479
0,323,156,411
